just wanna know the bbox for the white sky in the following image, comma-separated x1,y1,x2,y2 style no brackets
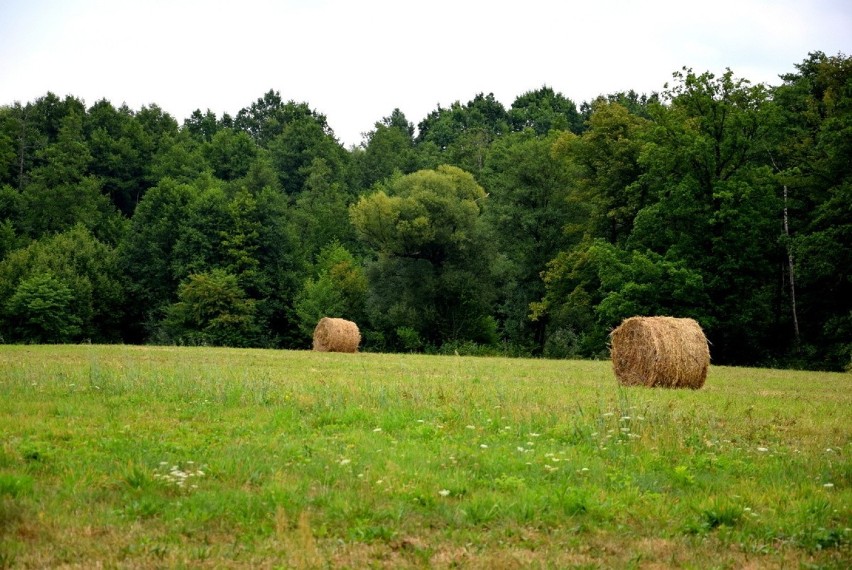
1,0,850,147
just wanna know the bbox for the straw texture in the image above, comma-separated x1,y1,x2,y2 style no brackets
610,316,710,389
312,317,361,353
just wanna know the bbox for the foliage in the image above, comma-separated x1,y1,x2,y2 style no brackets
294,241,367,342
482,130,579,352
4,272,80,342
162,269,261,347
509,85,583,135
0,55,849,369
0,225,124,342
351,165,497,348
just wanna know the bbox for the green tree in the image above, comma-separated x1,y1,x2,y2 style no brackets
531,240,711,358
147,130,210,184
0,225,124,342
119,177,198,339
354,109,420,190
627,68,782,364
293,241,367,342
20,111,123,243
267,110,349,194
772,52,852,368
553,101,652,244
4,272,80,343
416,93,510,173
509,86,582,135
203,128,257,181
84,99,148,215
293,158,358,258
481,130,579,351
184,108,220,142
162,269,260,347
351,165,497,348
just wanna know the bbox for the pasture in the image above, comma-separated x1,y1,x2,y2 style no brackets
0,345,849,568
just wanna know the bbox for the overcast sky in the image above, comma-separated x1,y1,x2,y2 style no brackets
1,0,850,147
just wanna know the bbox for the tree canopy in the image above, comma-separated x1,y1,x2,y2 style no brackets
0,52,849,370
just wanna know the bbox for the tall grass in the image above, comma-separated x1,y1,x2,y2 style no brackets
0,345,849,568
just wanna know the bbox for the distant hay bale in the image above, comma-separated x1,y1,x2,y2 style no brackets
610,316,710,389
312,317,361,353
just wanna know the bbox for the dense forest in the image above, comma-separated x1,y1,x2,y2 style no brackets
0,52,849,370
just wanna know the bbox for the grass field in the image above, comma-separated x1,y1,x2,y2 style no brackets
0,345,849,568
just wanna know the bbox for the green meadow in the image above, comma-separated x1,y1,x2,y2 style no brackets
0,345,849,568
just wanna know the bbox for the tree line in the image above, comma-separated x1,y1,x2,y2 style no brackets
0,51,848,370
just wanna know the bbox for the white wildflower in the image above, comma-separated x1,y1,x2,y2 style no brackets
439,489,451,497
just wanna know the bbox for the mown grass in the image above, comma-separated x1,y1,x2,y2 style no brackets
0,344,849,568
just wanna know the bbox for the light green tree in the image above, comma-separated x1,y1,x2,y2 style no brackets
351,165,497,349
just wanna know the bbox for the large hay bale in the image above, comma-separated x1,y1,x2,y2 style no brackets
610,316,709,389
312,317,361,353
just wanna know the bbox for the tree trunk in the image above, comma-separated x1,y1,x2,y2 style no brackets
782,183,800,345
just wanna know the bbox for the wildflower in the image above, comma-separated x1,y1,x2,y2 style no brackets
466,425,476,429
373,428,382,432
620,416,631,421
517,447,526,452
438,489,451,497
480,444,488,449
339,459,351,466
529,433,541,437
823,483,834,488
757,447,769,452
581,467,589,472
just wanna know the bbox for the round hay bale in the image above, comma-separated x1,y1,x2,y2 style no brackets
610,316,709,389
312,317,361,353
